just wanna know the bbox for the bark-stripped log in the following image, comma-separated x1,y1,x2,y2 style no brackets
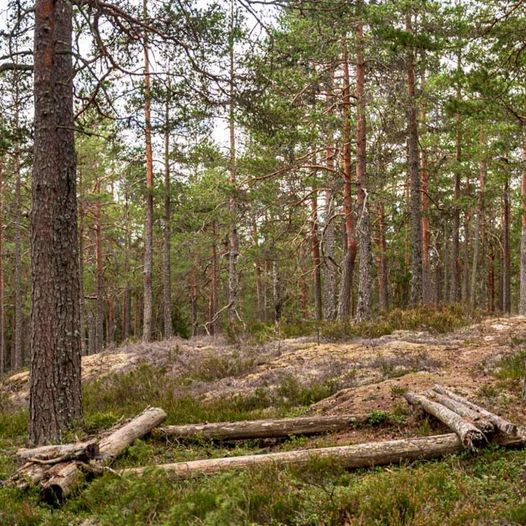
155,415,368,441
16,440,99,462
122,432,526,480
432,385,518,436
40,407,166,503
404,392,485,448
427,392,495,434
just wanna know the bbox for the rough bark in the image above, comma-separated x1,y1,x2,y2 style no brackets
162,95,173,338
338,42,357,320
142,0,154,342
29,0,82,444
355,1,373,322
431,385,518,436
521,128,526,314
121,434,472,480
155,415,368,441
404,391,485,448
405,12,423,306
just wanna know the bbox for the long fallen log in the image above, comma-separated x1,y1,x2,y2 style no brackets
404,391,485,448
121,432,526,480
431,385,518,436
426,392,495,434
40,407,167,503
155,415,369,441
16,440,99,462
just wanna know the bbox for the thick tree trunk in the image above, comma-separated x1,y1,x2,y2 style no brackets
29,0,82,444
142,0,154,342
355,3,373,322
311,190,322,321
122,434,475,480
404,391,485,448
162,97,173,338
520,128,526,314
405,12,423,306
338,42,357,320
155,415,370,441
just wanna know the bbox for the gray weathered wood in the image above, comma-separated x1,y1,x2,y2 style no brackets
16,440,99,462
155,415,368,441
404,391,485,448
432,384,518,436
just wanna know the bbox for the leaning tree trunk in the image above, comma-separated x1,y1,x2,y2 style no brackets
338,41,357,320
354,2,372,322
142,0,154,342
405,12,423,306
30,0,82,444
520,127,526,314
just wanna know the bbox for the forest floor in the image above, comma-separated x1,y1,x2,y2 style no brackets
1,312,526,525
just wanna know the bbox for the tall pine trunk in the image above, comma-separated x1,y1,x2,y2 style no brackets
355,2,372,321
0,158,4,375
142,0,154,342
95,180,104,353
311,189,322,321
520,127,526,314
338,42,357,320
405,12,423,306
162,96,173,338
30,0,82,443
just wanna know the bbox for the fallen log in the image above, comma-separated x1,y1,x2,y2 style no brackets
426,392,495,434
404,391,485,448
40,407,167,503
16,440,99,462
155,414,369,441
121,432,526,480
432,385,518,436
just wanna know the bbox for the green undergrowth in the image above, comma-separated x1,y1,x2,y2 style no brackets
250,304,480,343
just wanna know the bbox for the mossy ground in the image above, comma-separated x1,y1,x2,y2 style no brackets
2,308,526,525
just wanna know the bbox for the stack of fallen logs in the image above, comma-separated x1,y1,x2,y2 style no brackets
6,384,525,504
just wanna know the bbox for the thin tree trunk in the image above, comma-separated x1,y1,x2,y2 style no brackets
30,0,82,443
162,95,173,338
503,174,511,313
272,258,282,323
252,219,263,322
227,0,239,326
142,0,154,342
338,42,357,320
355,2,372,321
520,127,526,314
208,221,218,335
0,158,4,375
470,127,485,307
95,180,104,353
13,92,23,368
421,137,432,304
405,11,423,306
311,190,322,321
79,164,86,354
377,202,389,311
